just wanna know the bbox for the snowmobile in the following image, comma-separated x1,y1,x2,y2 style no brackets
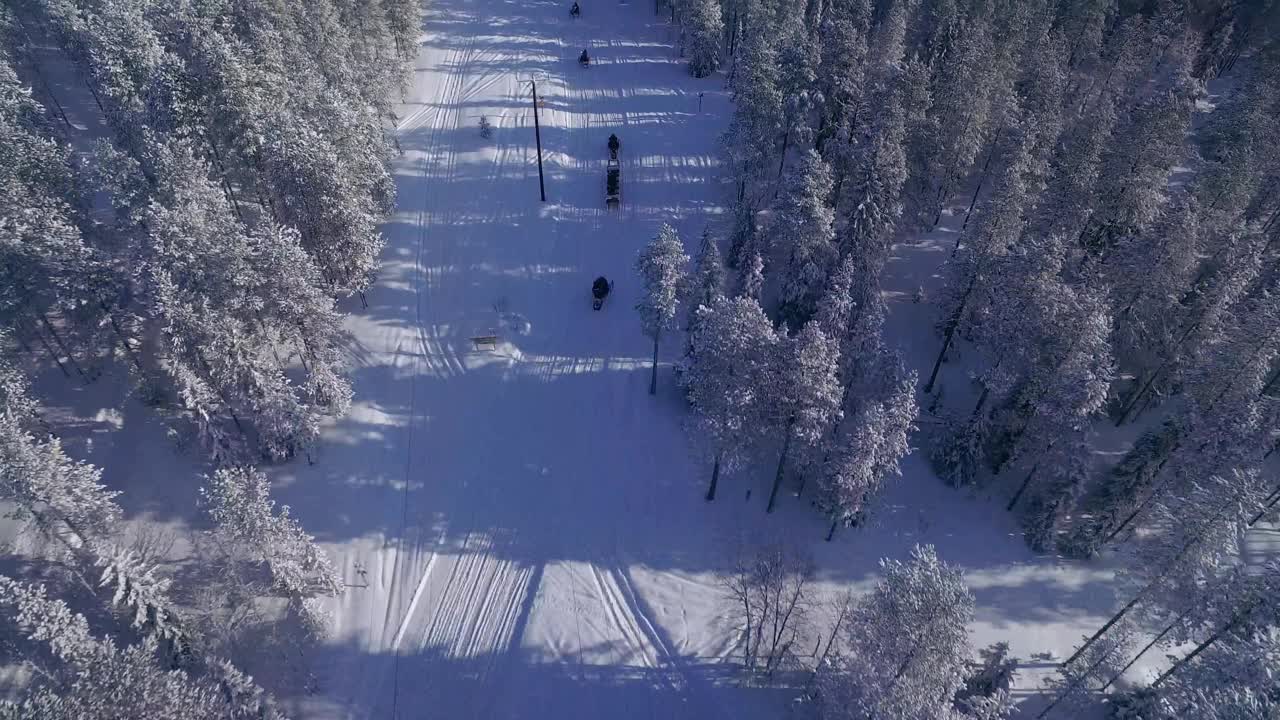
605,156,620,209
592,276,612,310
579,49,591,67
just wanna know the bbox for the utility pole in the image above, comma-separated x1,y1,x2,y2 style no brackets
529,80,547,202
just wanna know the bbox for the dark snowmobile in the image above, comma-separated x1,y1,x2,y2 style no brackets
592,276,612,310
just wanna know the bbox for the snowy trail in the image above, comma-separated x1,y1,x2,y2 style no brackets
274,0,736,717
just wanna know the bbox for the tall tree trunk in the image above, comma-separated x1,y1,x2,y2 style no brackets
960,126,1004,232
1101,610,1185,691
100,302,144,373
777,127,791,183
766,427,793,513
924,278,973,394
38,313,86,380
1152,599,1261,688
706,451,722,501
29,320,70,378
1068,490,1248,666
1006,461,1041,512
649,335,660,395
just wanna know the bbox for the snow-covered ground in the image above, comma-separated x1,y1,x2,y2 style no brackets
234,0,1141,717
4,0,1178,717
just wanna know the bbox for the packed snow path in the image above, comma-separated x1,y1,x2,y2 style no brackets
272,0,1136,717
280,0,746,716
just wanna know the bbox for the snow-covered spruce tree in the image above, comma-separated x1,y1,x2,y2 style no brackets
685,295,779,501
909,0,999,227
1081,58,1198,258
773,150,837,328
722,23,782,201
1104,194,1202,376
987,277,1113,522
201,466,342,600
815,545,977,720
807,259,916,538
683,0,723,77
635,223,690,395
834,57,916,275
812,0,871,153
924,112,1041,395
1194,60,1280,228
682,228,726,363
1113,229,1262,426
954,641,1018,717
0,577,284,720
764,320,842,513
815,357,916,540
1017,433,1092,552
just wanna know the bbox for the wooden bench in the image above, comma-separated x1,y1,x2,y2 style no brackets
470,335,499,351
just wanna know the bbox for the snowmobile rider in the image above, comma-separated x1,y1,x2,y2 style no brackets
607,133,620,158
592,276,610,299
579,49,590,65
570,1,580,16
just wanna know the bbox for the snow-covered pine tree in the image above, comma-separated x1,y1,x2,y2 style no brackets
1114,230,1262,426
765,320,841,513
1081,56,1197,258
722,23,782,201
1194,58,1280,228
990,276,1114,483
812,0,871,153
910,0,998,227
0,360,122,543
201,466,342,600
773,150,838,328
682,228,726,363
924,112,1040,394
815,544,975,720
636,223,690,395
683,0,723,77
776,16,819,176
144,141,350,462
834,56,916,274
0,49,104,376
814,354,916,540
738,251,766,302
0,576,284,720
1105,193,1202,375
685,294,779,500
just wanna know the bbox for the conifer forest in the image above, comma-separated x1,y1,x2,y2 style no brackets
1,0,1279,717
